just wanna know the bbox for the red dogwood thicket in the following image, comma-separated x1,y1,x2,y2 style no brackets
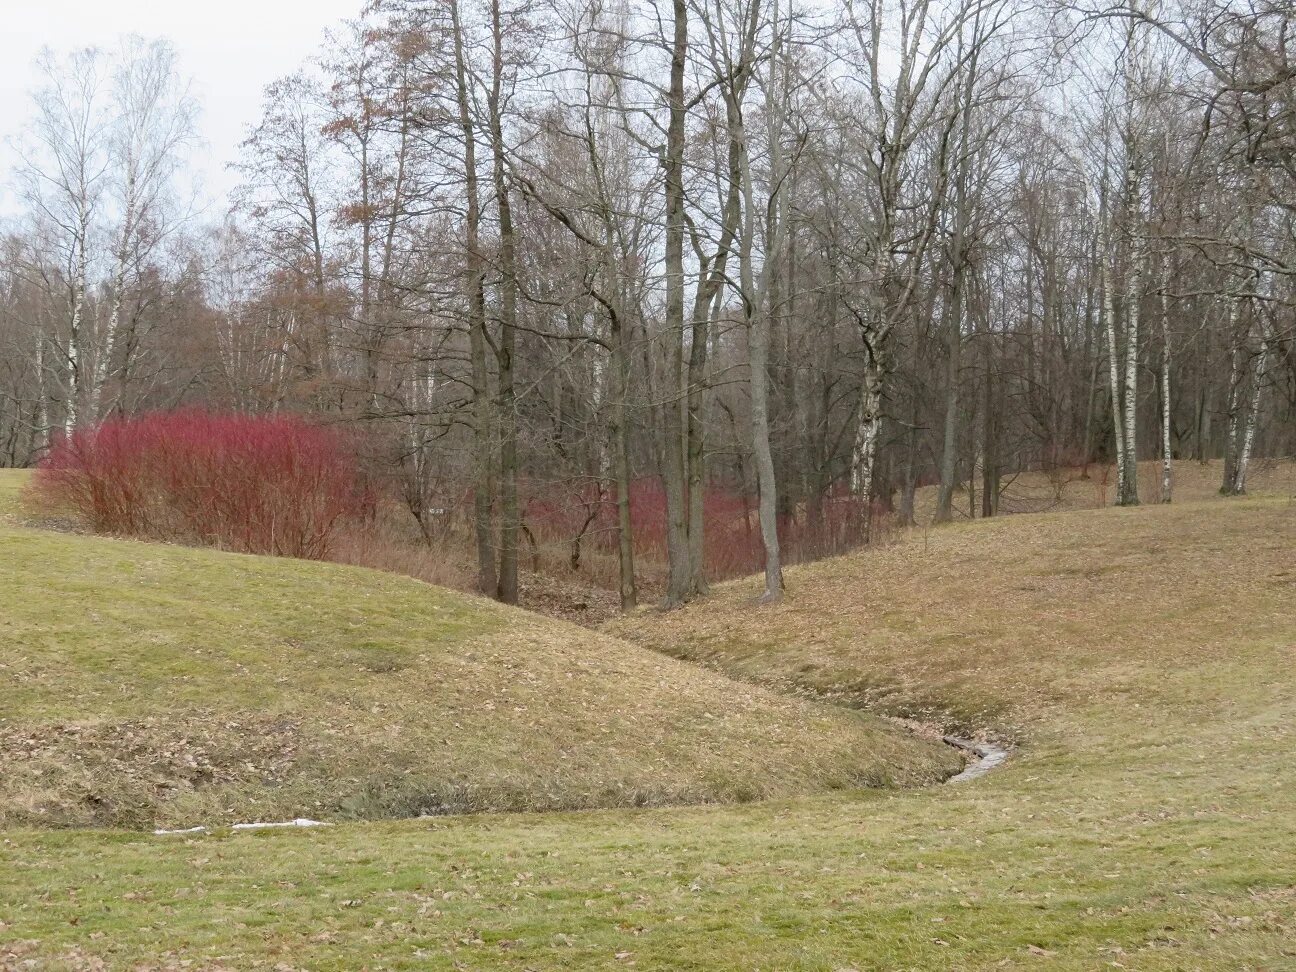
34,410,373,559
519,478,885,583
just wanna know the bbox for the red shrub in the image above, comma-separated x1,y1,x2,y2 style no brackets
513,476,884,585
35,410,373,559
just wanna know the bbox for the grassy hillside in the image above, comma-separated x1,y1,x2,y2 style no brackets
910,456,1296,522
0,468,25,515
2,478,1294,969
610,489,1296,744
0,472,957,830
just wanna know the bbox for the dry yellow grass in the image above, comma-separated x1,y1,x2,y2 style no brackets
909,457,1296,522
611,488,1296,746
3,486,1294,968
0,490,957,830
0,468,26,517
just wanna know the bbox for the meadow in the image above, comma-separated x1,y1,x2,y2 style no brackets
2,467,1294,969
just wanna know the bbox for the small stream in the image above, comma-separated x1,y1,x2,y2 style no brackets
942,736,1010,783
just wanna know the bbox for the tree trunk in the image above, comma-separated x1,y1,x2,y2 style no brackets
1118,234,1141,506
899,395,919,526
451,0,497,597
35,329,49,451
65,215,89,433
1221,297,1245,493
1102,242,1125,502
747,299,783,601
90,226,131,422
488,0,519,605
934,273,964,523
735,86,782,600
685,281,724,599
610,308,637,610
1231,325,1270,495
850,354,883,523
1159,262,1172,502
662,0,692,607
1194,317,1212,462
982,305,998,517
933,30,979,524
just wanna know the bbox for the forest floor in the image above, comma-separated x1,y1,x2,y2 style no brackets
2,469,1295,969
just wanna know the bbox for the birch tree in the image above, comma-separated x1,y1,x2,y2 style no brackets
90,37,196,421
837,0,1011,511
15,47,109,433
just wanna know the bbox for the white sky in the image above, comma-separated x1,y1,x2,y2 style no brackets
0,0,361,216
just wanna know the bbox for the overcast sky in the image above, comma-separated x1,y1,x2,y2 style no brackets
0,0,361,215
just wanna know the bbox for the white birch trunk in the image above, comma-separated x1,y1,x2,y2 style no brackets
90,263,127,421
850,355,884,508
1119,235,1141,505
1159,270,1172,503
65,220,89,434
1221,298,1244,492
35,329,50,448
90,182,136,422
1233,328,1269,495
1102,248,1124,499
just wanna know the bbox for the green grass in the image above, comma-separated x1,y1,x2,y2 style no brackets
0,468,954,832
3,472,1295,969
0,468,27,516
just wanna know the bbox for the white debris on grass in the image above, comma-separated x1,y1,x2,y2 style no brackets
153,818,329,836
232,818,329,830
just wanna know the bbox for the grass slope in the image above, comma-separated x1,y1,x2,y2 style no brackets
0,470,956,829
3,475,1295,969
909,456,1296,521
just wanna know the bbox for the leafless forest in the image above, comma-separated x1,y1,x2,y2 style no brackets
1,0,1293,608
